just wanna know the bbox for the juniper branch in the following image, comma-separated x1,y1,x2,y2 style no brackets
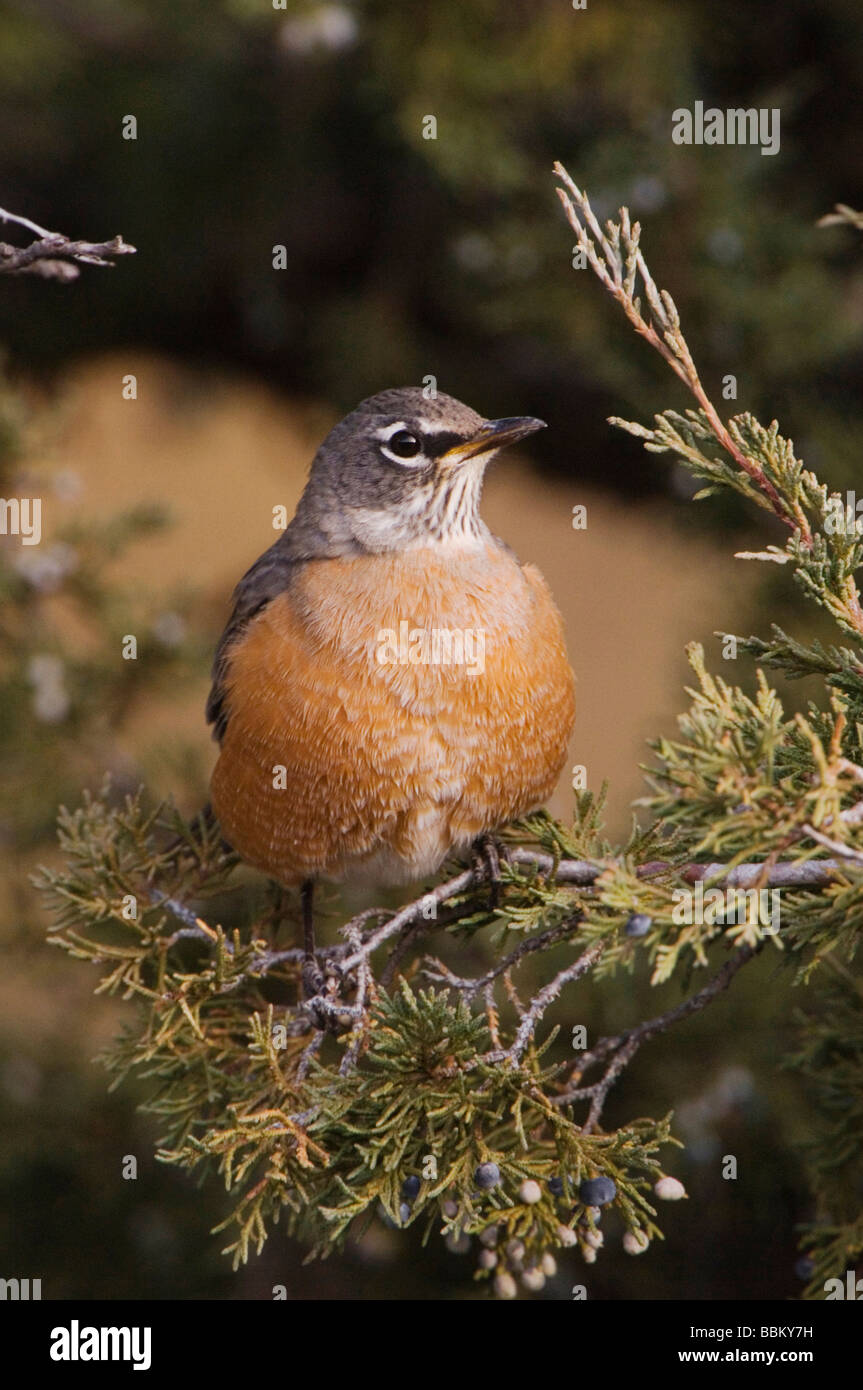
148,841,850,1011
556,943,759,1130
154,839,854,1005
553,162,806,540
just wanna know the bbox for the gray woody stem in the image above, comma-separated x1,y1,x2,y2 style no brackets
0,207,136,280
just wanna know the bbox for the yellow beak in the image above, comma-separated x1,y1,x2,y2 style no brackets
441,415,547,465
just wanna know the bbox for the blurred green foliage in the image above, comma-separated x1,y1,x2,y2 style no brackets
0,0,862,497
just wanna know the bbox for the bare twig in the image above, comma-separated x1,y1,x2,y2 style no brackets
0,207,55,239
339,921,373,1073
434,940,607,1080
0,207,136,280
505,940,605,1062
512,848,846,890
338,865,477,972
799,826,863,865
555,943,758,1130
817,203,863,231
424,911,583,996
501,967,525,1020
150,889,349,969
681,859,843,888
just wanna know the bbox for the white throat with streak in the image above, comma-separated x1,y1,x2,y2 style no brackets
347,457,490,552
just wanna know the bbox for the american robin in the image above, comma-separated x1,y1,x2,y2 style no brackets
207,387,575,970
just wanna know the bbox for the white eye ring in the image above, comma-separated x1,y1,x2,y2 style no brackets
378,423,425,465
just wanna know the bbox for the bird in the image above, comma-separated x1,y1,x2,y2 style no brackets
206,387,576,980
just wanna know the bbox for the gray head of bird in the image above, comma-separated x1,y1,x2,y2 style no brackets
289,386,546,554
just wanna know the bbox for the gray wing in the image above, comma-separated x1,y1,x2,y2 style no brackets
206,537,300,742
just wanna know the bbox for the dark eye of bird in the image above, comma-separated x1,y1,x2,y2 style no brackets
387,429,421,458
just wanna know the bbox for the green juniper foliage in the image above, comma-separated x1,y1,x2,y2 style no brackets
40,169,863,1297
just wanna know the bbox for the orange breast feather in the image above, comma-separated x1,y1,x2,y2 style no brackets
210,543,575,885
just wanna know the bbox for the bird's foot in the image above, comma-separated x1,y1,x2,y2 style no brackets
302,955,358,1033
471,833,511,911
302,955,327,1000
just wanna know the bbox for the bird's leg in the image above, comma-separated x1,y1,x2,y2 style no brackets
300,879,325,999
471,833,510,911
301,879,315,957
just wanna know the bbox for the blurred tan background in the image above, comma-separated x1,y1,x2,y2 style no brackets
28,352,753,828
